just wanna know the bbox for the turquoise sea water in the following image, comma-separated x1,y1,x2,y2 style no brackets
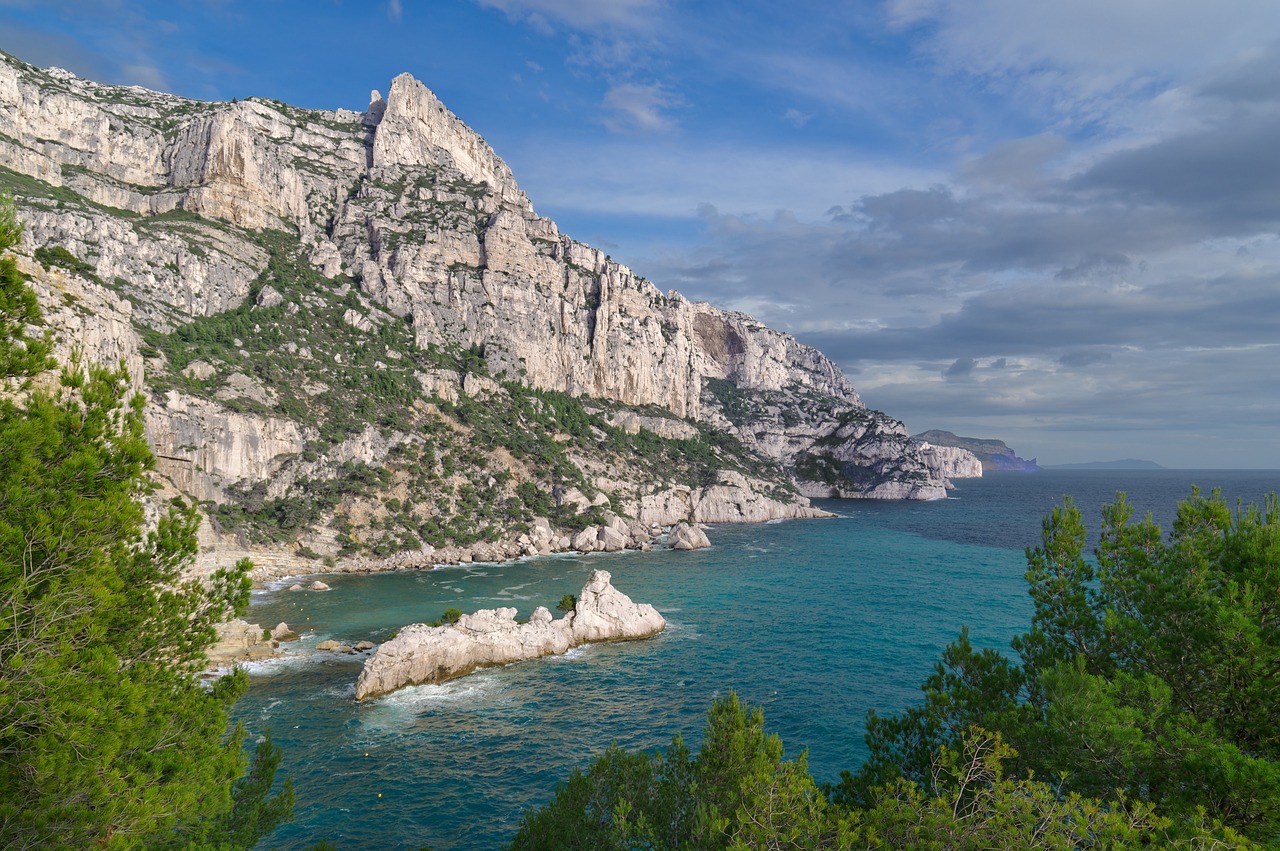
238,469,1279,849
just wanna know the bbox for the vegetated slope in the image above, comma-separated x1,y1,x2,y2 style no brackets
0,50,968,574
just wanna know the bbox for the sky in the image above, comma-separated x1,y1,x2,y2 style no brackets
2,0,1278,468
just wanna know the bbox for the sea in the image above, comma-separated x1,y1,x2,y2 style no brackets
236,469,1279,850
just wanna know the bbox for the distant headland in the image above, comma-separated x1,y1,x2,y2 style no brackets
1042,459,1166,470
913,430,1039,472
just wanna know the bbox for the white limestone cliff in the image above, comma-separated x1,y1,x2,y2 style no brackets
354,570,664,699
0,51,964,581
918,442,983,482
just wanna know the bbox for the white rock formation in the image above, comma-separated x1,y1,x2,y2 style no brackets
668,522,711,551
918,443,983,481
354,570,664,699
207,618,271,664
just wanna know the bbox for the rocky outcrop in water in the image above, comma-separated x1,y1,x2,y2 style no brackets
354,570,664,699
668,522,711,550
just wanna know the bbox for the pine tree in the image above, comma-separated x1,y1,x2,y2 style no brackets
0,195,291,848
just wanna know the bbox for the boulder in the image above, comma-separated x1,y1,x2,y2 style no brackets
309,580,331,591
355,570,664,699
316,639,352,652
668,522,711,550
570,527,599,552
271,622,299,641
207,618,275,664
597,525,627,552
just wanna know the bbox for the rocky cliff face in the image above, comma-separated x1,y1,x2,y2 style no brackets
0,51,975,573
913,430,1038,473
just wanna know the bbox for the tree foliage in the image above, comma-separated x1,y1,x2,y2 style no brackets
0,194,52,380
516,487,1276,848
511,693,1244,849
841,488,1280,843
0,197,291,848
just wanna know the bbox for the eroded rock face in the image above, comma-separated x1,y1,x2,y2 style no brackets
1,54,964,599
354,570,664,699
917,443,983,482
0,54,954,507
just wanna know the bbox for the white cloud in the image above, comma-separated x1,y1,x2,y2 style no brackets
507,136,942,221
599,82,681,133
388,0,403,22
475,0,662,32
885,0,1279,135
783,108,812,128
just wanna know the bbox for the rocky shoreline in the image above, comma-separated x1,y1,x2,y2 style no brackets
243,514,738,583
207,517,716,670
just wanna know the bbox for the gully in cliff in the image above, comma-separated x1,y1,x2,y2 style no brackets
354,570,665,700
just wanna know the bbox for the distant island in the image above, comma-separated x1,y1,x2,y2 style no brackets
1042,459,1166,470
913,430,1040,472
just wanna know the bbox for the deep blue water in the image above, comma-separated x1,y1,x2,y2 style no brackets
238,469,1279,849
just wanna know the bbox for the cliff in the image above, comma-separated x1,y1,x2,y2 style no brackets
0,51,971,576
913,430,1039,473
354,570,664,699
917,442,983,481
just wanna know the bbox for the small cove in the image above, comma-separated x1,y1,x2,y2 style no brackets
238,469,1279,849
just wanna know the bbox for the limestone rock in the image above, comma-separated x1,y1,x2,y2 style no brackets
354,570,664,699
668,522,711,551
183,360,217,380
597,525,627,552
208,618,274,664
917,442,983,481
255,284,284,309
271,622,299,642
570,527,599,552
309,580,331,591
316,639,352,652
0,45,966,572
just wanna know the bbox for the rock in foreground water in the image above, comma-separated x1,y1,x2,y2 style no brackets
354,570,664,699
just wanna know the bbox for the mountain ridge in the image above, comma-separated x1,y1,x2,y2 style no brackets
0,51,978,577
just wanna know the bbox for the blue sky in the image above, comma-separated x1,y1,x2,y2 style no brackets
3,0,1279,468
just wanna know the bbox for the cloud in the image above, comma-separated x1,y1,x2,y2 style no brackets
1059,350,1113,368
783,108,812,128
388,0,403,22
474,0,662,33
614,52,1280,465
599,82,681,133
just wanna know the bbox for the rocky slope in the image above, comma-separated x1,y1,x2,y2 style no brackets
0,51,975,576
354,570,664,699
